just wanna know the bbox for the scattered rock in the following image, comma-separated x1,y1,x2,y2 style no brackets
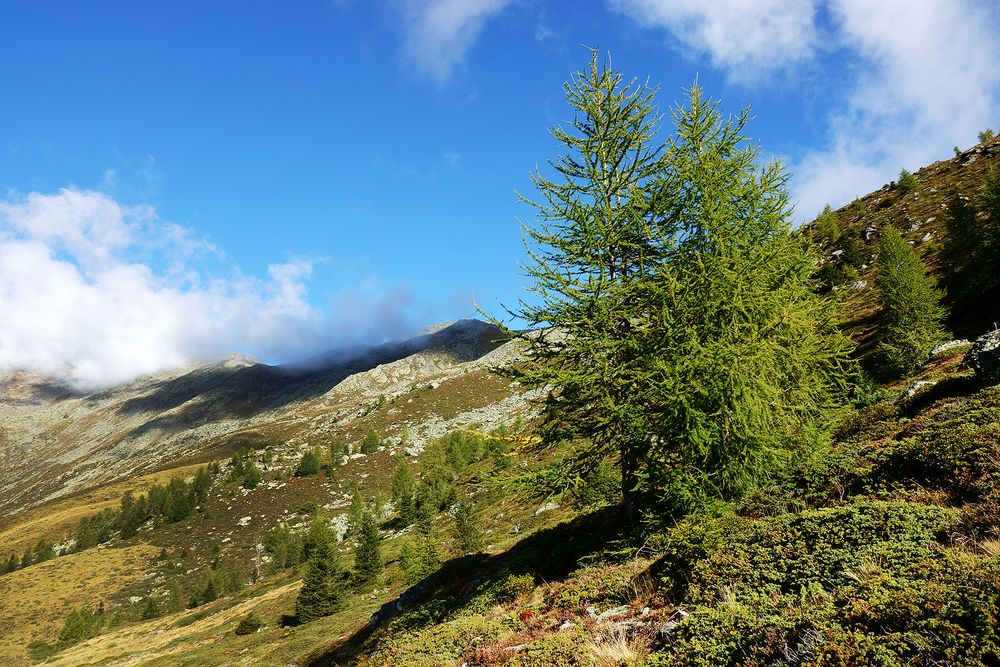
596,605,629,622
534,501,559,516
929,339,971,357
237,516,251,527
612,620,647,634
863,225,878,241
586,606,598,618
558,620,577,631
850,280,867,290
897,380,937,402
963,329,1000,382
657,609,690,639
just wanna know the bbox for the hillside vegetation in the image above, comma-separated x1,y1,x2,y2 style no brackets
1,57,999,667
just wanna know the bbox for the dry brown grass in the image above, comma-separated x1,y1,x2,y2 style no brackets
0,543,159,666
0,463,207,555
585,626,649,667
48,581,299,667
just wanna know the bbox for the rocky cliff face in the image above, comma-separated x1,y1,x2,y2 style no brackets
0,319,530,517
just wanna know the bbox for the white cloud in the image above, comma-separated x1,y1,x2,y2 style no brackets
792,0,1000,220
400,0,514,85
0,188,420,389
609,0,1000,223
609,0,820,75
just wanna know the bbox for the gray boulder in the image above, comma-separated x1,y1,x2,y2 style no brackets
963,329,1000,382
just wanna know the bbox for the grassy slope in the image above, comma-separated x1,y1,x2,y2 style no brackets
0,544,159,666
808,133,1000,353
317,351,999,667
1,140,998,666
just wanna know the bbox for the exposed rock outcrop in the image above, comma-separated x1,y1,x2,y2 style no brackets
963,329,1000,382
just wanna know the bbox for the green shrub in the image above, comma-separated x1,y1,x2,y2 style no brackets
234,612,263,635
570,460,620,510
294,447,322,477
507,630,588,666
493,572,536,603
361,429,382,454
897,168,917,193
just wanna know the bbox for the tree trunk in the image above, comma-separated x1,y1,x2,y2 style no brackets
620,440,639,530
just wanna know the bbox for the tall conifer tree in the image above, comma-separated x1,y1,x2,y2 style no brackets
501,55,852,522
875,227,946,375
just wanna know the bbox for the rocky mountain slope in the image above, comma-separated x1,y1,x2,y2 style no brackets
0,319,529,517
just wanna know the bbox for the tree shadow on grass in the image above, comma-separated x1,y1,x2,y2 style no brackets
303,506,626,667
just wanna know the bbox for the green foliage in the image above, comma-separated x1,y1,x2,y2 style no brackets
33,537,55,563
853,197,866,217
230,449,262,488
353,506,383,583
452,498,484,553
264,522,303,573
399,534,442,585
140,596,161,620
493,573,536,603
2,552,18,574
192,466,211,504
979,128,995,143
897,168,917,193
58,606,104,645
646,500,998,667
813,204,839,245
241,461,262,489
500,55,852,522
295,446,322,477
295,534,350,623
326,436,347,473
346,487,365,537
74,508,118,551
875,227,946,376
364,613,518,666
361,429,382,454
303,513,336,561
942,170,1000,316
570,460,620,509
234,612,263,635
391,457,418,525
189,559,243,608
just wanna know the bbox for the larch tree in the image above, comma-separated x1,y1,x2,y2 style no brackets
499,51,667,527
353,506,382,583
633,85,853,504
875,227,947,376
295,525,349,623
499,53,852,525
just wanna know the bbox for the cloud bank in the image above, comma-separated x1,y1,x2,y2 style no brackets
0,188,419,389
609,0,1000,222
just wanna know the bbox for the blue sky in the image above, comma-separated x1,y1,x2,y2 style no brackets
1,0,998,387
